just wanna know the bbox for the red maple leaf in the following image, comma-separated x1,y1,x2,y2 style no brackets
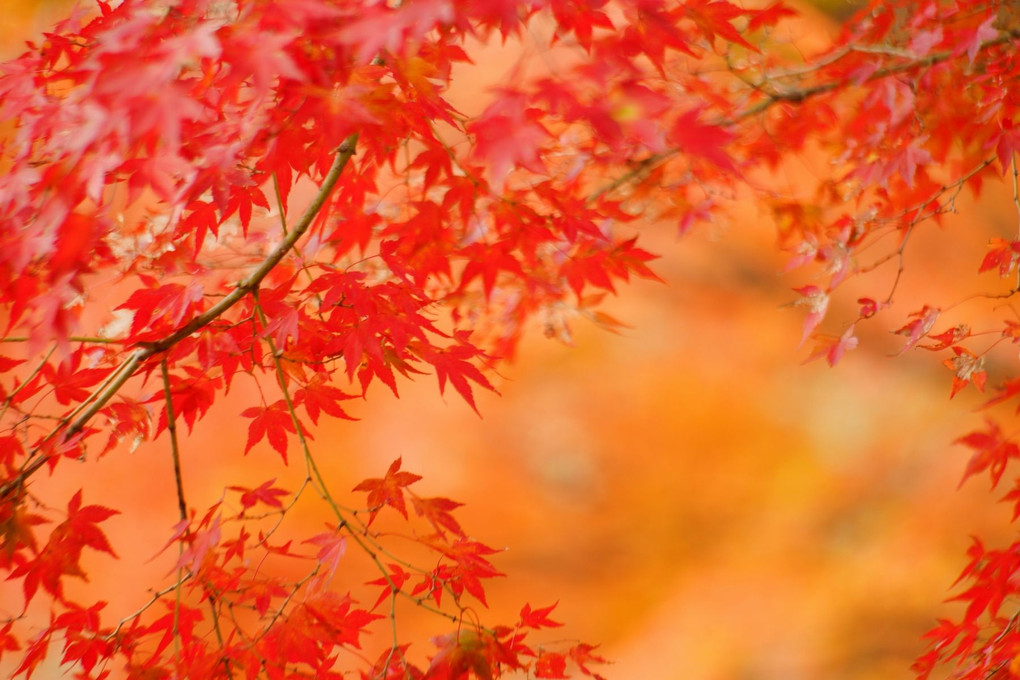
893,305,941,354
116,277,206,340
792,285,829,346
304,529,347,583
366,563,412,610
425,628,519,680
959,14,999,65
957,419,1020,488
804,325,858,367
10,490,119,605
467,92,549,192
857,297,888,320
978,237,1020,276
520,602,563,630
421,331,497,415
240,401,300,462
995,118,1020,175
411,495,465,538
363,644,424,680
670,109,736,171
999,478,1020,520
535,651,569,679
748,3,798,31
294,376,357,425
353,457,423,524
684,0,759,52
302,591,382,649
229,479,290,511
1003,320,1020,343
981,377,1020,412
942,346,987,399
921,324,971,351
569,643,608,679
174,514,221,575
426,538,505,606
41,351,110,406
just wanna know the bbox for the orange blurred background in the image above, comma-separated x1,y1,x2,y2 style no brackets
3,3,1017,680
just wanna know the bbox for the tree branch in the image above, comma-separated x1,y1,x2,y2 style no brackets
0,134,359,503
588,29,1020,203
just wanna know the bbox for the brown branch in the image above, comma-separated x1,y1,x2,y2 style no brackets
735,28,1020,120
587,29,1020,203
161,359,188,522
0,134,359,503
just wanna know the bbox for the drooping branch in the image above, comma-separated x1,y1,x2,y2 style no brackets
0,134,359,503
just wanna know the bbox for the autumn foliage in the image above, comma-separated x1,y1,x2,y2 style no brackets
2,0,1020,678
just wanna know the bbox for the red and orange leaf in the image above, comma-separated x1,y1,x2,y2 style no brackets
535,651,569,679
422,333,496,415
1000,478,1020,520
366,563,412,610
467,94,548,191
979,237,1020,276
748,3,797,31
957,419,1020,488
240,401,298,462
363,645,424,680
0,621,20,659
229,479,289,511
520,602,563,630
569,643,608,680
174,514,221,575
792,285,829,346
893,305,941,354
995,118,1020,174
804,326,858,367
295,378,357,425
12,630,50,680
921,324,971,351
304,530,347,583
943,346,986,398
670,109,737,172
426,629,501,680
353,457,423,524
411,495,465,537
685,0,759,52
981,377,1020,412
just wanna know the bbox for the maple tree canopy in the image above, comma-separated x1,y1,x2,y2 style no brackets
2,0,1020,678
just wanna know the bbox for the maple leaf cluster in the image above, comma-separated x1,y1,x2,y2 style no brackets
0,0,785,676
2,0,1020,678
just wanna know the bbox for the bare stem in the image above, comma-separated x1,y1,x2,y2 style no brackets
160,358,188,666
161,360,188,522
0,345,54,425
208,596,234,679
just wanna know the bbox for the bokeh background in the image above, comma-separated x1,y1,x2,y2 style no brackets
3,2,1017,679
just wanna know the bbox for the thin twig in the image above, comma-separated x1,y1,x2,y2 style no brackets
0,345,54,425
587,29,1020,203
160,358,188,667
106,574,193,641
0,336,124,344
161,360,188,523
207,596,235,679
